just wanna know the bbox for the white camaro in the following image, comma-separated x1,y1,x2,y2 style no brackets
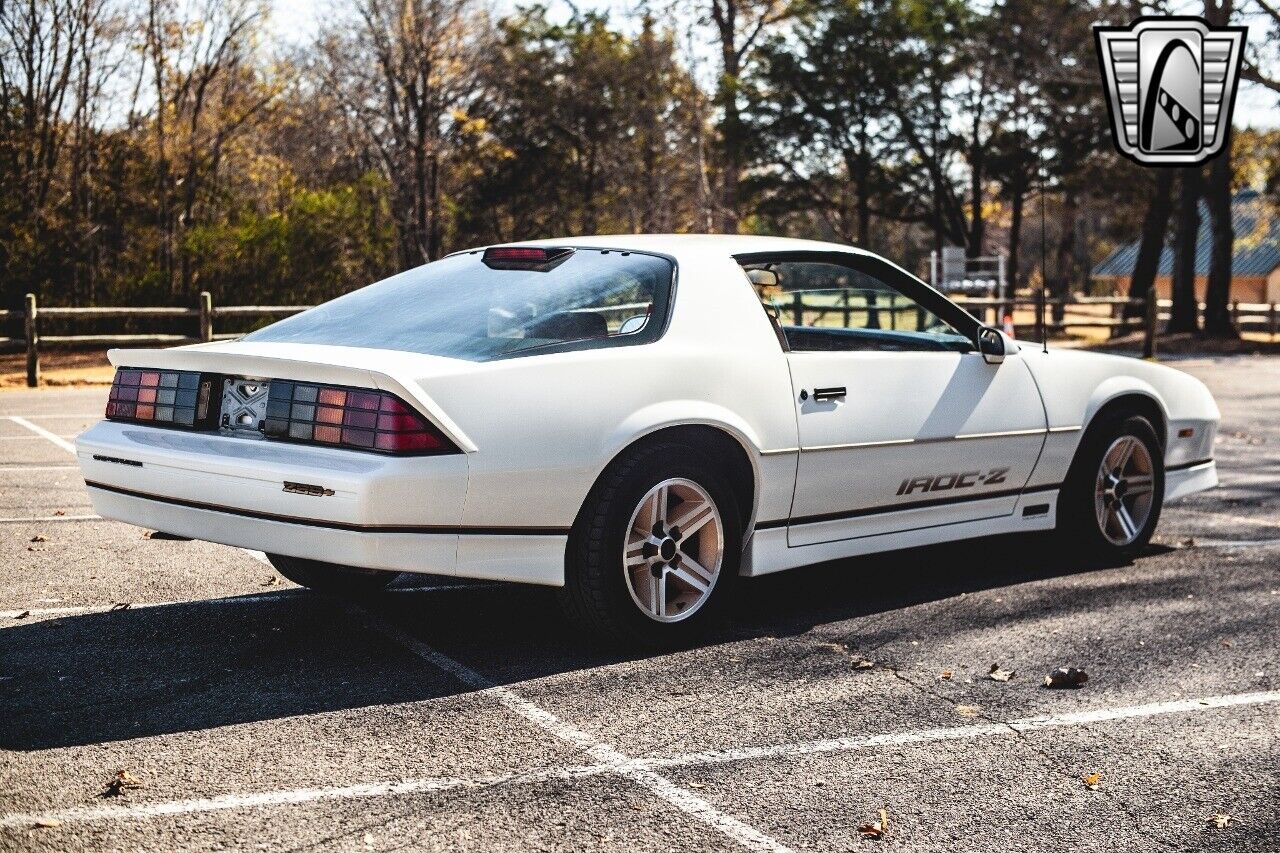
76,235,1219,644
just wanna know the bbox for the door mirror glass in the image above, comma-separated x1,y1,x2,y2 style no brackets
977,327,1006,364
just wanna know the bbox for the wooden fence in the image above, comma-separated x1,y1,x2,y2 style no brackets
5,291,1279,388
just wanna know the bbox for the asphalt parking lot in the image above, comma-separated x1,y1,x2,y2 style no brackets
1,356,1277,852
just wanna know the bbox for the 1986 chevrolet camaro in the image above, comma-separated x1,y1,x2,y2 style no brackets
76,235,1219,644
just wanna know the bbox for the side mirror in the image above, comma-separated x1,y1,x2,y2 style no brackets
977,327,1006,365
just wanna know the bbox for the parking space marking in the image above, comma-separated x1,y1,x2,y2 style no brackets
0,766,610,830
6,416,77,453
0,514,100,523
354,608,792,853
633,689,1280,771
2,687,1276,832
0,465,79,472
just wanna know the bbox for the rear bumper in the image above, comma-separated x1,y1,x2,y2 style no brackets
77,421,566,585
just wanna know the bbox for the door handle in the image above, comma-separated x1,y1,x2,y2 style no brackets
811,386,846,402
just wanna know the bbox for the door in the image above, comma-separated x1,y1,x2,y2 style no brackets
739,253,1047,547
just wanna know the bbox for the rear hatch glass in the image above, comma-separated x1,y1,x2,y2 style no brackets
243,248,674,361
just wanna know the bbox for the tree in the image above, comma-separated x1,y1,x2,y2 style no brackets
748,0,903,249
1125,169,1175,318
316,0,483,265
1200,0,1238,338
707,0,793,231
1167,166,1202,333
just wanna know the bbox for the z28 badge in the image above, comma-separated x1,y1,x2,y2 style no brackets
896,468,1009,496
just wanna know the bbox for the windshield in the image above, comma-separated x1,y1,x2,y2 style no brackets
243,248,675,361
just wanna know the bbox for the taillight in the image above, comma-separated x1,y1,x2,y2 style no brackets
262,381,458,455
106,368,214,428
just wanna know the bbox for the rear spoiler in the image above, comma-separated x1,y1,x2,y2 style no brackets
106,344,478,452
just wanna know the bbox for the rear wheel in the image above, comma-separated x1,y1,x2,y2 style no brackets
1058,414,1164,560
266,554,398,595
558,442,741,647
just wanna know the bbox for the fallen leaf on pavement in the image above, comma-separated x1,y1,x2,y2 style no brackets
1210,814,1232,828
940,670,954,680
33,818,62,828
53,510,65,516
857,821,884,840
30,534,47,543
1220,639,1233,648
988,664,1015,682
1043,666,1089,689
109,602,131,612
1083,773,1101,790
1179,537,1196,548
14,610,30,620
853,658,875,670
262,576,280,586
956,705,981,717
101,769,143,798
687,782,705,789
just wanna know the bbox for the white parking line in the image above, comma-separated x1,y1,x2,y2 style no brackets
634,690,1280,771
5,416,77,453
0,514,100,523
354,608,791,853
3,688,1276,832
0,465,79,472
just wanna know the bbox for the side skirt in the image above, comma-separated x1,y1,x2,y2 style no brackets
740,490,1059,577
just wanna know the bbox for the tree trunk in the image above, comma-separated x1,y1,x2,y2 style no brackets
1007,169,1026,293
1167,166,1202,333
1051,189,1077,323
1201,138,1235,338
1125,169,1175,319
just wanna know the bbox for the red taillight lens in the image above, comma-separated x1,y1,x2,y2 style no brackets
263,381,457,455
106,368,209,427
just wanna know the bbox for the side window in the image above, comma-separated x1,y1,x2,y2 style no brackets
740,260,972,353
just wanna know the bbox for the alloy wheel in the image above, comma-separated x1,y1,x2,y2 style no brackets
623,478,724,622
1094,435,1156,547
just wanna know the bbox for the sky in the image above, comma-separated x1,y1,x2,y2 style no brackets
269,0,1279,130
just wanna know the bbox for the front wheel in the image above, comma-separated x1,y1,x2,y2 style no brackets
558,442,742,647
1058,414,1165,560
266,553,398,595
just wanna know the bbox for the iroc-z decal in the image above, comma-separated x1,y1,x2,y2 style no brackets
896,468,1009,496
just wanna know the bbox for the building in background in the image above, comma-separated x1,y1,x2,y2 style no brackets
1093,190,1280,303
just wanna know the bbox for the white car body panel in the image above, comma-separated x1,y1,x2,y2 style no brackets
75,235,1219,587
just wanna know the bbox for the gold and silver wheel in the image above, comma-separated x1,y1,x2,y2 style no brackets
1094,435,1157,547
623,478,724,622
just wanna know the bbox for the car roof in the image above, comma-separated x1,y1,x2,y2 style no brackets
498,234,876,262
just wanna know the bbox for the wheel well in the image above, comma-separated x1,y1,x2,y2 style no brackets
593,425,757,527
1086,394,1167,450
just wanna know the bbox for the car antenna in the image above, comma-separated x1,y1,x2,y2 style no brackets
1038,146,1049,355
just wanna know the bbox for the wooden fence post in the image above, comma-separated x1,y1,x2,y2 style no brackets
1230,300,1239,331
792,291,804,327
199,291,213,342
1270,303,1278,339
24,293,39,388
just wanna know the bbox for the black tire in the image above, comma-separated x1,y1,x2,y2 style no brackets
266,553,398,596
558,441,743,648
1057,413,1165,561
